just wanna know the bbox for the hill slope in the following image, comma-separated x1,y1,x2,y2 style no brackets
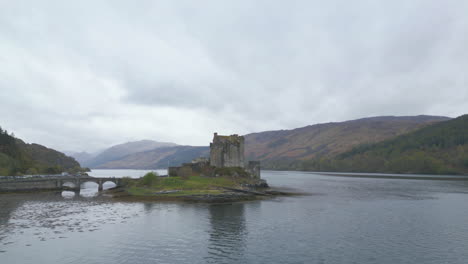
323,114,468,174
245,115,450,163
94,146,209,169
82,140,177,167
0,127,82,175
64,151,97,166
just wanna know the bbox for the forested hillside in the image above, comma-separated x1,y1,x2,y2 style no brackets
272,115,468,175
0,127,83,176
245,115,449,161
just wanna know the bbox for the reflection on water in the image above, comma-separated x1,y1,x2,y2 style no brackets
61,191,76,199
206,203,246,263
1,170,468,264
0,182,127,247
60,181,116,198
0,195,25,231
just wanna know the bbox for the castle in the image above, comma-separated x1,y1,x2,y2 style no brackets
168,133,260,178
210,133,245,168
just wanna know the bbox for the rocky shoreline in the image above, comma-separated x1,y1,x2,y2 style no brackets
106,186,299,203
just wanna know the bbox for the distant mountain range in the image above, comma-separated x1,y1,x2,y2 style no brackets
4,114,463,176
0,127,83,176
71,115,460,175
92,146,209,169
76,140,177,168
64,151,97,166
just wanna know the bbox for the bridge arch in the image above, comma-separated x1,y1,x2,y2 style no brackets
59,179,80,191
78,177,121,191
101,180,117,190
79,180,99,190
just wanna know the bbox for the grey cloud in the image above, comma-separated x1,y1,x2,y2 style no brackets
0,0,467,152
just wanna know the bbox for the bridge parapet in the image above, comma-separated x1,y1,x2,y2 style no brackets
0,177,123,192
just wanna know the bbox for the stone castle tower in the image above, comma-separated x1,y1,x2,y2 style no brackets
209,133,245,168
169,132,260,178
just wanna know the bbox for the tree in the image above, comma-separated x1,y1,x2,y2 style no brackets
26,167,38,175
140,172,159,186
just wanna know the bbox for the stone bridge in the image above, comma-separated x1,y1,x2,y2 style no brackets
0,176,124,193
57,177,123,191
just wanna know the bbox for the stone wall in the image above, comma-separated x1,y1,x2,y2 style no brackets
0,179,61,192
169,161,214,177
0,177,121,192
209,133,245,168
246,161,261,179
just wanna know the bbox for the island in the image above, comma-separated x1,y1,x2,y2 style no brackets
109,133,294,202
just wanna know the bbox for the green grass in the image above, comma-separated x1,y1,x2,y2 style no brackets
126,186,223,197
126,175,255,197
165,190,223,196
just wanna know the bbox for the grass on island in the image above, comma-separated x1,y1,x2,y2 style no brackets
124,172,256,197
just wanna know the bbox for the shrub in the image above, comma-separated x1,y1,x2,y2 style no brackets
121,176,134,187
140,172,159,186
45,166,62,174
26,167,38,175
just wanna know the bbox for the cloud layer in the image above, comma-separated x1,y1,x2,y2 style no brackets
1,0,467,152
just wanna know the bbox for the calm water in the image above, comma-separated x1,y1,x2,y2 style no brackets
1,170,468,264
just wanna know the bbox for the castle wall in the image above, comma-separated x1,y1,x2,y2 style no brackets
169,161,214,177
209,142,224,168
170,133,260,179
209,133,245,168
246,161,261,179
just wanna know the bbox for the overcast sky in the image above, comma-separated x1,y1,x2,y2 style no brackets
1,0,467,152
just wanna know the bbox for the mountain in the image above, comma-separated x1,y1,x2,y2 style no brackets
244,115,450,164
85,115,450,170
316,114,468,174
64,151,97,165
79,140,178,168
94,146,209,169
0,127,83,176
